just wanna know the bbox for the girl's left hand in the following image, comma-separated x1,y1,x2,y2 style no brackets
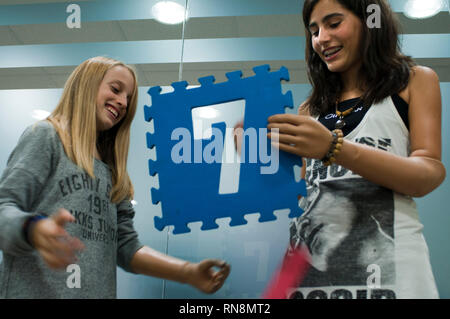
186,259,231,294
267,113,332,159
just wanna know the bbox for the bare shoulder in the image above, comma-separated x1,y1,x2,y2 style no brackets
398,65,440,104
410,65,439,84
410,66,441,101
408,66,440,95
407,65,442,135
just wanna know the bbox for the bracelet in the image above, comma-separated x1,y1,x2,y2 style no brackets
23,215,47,247
321,129,344,166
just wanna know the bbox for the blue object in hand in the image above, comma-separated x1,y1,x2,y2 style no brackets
144,65,307,234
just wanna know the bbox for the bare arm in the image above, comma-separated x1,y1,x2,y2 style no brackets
130,246,230,294
335,139,445,197
335,66,445,197
268,66,446,197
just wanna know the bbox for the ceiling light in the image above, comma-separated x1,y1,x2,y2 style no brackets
152,1,188,25
31,109,50,120
404,0,445,19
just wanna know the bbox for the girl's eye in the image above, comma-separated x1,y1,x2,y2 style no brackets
111,86,119,93
330,22,341,28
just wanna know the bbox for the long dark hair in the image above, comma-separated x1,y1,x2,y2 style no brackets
302,0,415,116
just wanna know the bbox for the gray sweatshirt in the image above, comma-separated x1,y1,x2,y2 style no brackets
0,121,144,298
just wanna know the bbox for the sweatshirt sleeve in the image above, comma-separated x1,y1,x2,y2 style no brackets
0,121,56,256
116,200,144,273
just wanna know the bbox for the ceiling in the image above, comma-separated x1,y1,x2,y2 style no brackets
0,0,449,90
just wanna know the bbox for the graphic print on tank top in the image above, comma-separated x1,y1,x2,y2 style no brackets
285,96,439,299
290,174,395,288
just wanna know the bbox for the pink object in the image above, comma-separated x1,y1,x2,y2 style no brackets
262,247,310,299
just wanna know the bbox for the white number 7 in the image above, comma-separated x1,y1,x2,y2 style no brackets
191,100,246,195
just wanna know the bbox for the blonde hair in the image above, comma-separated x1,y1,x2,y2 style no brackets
47,56,138,203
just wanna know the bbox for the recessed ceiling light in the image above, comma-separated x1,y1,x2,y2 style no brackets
152,1,188,25
31,109,50,120
404,0,445,19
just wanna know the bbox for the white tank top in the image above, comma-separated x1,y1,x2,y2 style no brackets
288,96,439,299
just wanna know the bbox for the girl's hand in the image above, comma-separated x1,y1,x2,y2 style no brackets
185,259,231,294
31,208,85,270
233,120,244,155
267,113,333,160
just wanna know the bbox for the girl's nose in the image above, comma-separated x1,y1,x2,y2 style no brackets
117,92,128,108
317,28,331,45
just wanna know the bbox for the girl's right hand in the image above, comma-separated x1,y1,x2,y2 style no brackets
267,113,333,160
31,208,85,270
233,120,244,155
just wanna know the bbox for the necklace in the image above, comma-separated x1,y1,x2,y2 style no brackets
335,98,362,129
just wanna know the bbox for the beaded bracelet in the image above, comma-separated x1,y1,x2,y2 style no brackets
321,129,344,166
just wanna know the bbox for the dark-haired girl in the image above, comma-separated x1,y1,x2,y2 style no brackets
267,0,445,299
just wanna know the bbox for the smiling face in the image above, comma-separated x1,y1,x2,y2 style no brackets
96,65,135,132
308,0,364,75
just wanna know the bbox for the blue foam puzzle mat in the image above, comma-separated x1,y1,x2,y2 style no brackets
144,65,307,234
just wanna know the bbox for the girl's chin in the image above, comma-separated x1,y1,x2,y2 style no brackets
327,66,352,76
325,61,343,73
97,121,114,132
